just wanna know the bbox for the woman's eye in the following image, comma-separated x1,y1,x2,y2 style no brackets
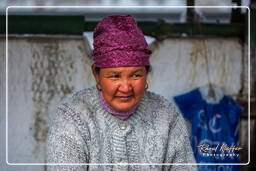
131,74,141,78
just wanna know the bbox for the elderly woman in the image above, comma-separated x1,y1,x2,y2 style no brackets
47,15,197,171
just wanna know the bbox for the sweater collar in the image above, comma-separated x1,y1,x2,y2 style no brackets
87,86,147,130
98,91,138,120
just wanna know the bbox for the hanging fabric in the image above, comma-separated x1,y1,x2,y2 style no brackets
174,85,243,171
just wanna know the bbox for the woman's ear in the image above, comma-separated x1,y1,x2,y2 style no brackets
91,64,100,83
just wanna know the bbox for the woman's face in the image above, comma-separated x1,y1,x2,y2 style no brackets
92,65,148,111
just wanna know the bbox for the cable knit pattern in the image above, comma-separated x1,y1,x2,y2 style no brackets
47,86,198,171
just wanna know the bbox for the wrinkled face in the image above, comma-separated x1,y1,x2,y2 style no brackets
92,65,148,111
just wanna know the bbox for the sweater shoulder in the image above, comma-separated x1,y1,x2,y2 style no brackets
144,91,178,112
143,91,189,136
60,86,97,107
55,86,98,124
144,91,169,105
143,91,180,122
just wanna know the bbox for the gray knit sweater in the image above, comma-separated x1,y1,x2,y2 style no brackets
47,86,197,171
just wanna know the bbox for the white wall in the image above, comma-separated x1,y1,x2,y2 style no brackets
0,37,94,171
148,38,243,100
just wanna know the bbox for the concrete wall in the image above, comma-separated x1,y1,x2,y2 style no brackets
0,37,94,171
0,36,248,170
148,38,244,99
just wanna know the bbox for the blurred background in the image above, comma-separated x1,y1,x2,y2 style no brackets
0,0,255,171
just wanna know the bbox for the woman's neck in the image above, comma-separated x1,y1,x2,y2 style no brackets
99,92,137,120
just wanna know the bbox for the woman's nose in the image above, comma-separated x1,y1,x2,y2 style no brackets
118,80,132,93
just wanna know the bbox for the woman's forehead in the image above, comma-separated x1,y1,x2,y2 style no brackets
101,66,146,73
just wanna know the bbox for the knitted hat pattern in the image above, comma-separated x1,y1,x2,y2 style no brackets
92,15,152,68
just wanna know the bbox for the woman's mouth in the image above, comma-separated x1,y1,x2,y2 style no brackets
116,95,133,101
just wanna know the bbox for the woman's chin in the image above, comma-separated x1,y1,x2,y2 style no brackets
112,104,135,112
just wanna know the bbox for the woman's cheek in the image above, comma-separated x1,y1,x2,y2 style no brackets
106,81,119,96
134,79,146,94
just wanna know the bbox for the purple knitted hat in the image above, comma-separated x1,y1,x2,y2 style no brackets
92,15,152,68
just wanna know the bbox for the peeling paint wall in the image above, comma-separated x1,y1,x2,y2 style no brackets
148,38,244,100
1,37,95,170
0,36,249,171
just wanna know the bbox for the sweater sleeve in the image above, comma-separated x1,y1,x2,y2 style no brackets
46,105,89,171
164,111,198,171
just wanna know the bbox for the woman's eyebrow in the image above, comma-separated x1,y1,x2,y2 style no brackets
106,71,121,74
132,69,144,73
